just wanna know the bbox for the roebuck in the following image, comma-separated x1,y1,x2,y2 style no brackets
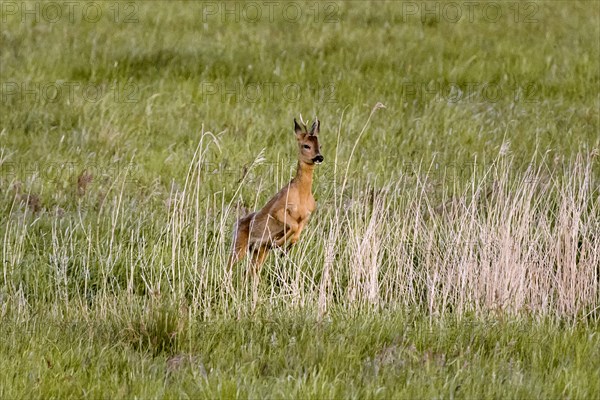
228,117,323,292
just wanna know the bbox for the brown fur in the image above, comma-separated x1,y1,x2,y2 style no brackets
228,118,323,278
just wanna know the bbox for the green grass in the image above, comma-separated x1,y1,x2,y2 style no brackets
1,0,599,398
2,306,599,399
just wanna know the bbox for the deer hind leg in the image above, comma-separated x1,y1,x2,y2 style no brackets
250,245,269,280
250,245,269,309
228,220,250,270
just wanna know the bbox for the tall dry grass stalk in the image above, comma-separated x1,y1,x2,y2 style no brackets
1,123,598,321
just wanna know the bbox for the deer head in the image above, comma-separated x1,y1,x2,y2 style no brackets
294,118,323,165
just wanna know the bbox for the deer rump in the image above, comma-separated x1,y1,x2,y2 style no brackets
234,211,287,251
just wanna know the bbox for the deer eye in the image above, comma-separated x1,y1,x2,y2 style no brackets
303,144,310,149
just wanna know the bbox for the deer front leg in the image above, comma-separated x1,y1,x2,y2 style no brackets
288,220,306,245
272,208,299,247
280,220,306,255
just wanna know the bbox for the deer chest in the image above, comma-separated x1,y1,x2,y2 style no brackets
288,198,316,223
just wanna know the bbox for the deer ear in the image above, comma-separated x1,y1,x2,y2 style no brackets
294,118,305,137
309,119,320,136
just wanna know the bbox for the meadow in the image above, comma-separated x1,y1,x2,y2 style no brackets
1,0,599,398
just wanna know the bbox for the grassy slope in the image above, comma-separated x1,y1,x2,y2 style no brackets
1,0,599,398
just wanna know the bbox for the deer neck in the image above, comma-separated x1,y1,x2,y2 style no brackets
293,161,315,197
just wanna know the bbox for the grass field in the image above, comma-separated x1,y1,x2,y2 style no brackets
1,0,599,398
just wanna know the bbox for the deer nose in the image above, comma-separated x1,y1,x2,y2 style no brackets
313,155,324,164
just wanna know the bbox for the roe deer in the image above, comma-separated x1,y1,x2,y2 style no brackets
228,117,323,292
